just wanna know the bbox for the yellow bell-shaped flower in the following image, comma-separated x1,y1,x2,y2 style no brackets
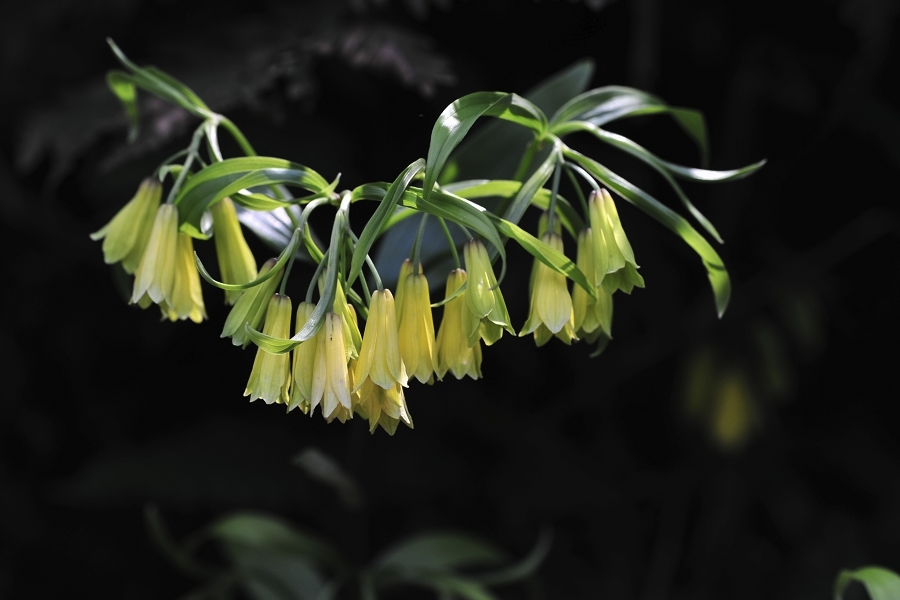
211,197,257,305
519,231,577,346
462,239,514,346
354,378,413,435
588,189,645,294
397,270,436,384
160,233,207,323
311,312,353,421
90,178,162,274
244,294,293,404
288,301,318,414
572,228,613,342
331,280,362,360
393,259,419,320
131,203,179,307
355,289,408,390
435,269,483,380
221,258,284,347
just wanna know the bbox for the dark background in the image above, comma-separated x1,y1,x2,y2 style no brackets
2,0,899,598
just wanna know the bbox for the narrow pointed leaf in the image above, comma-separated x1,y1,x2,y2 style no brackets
557,121,723,242
565,148,731,317
423,92,547,202
208,512,343,570
658,158,767,182
174,157,330,237
551,86,709,165
347,158,424,288
423,92,508,202
471,530,552,586
247,207,343,354
489,216,595,299
106,71,140,142
377,532,506,571
500,143,559,227
230,190,296,211
194,229,299,291
445,179,584,236
442,59,594,183
835,567,900,600
107,39,209,118
352,183,506,274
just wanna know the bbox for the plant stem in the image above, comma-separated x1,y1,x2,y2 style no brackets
165,123,206,205
513,137,541,182
438,217,461,269
410,212,429,268
547,160,562,233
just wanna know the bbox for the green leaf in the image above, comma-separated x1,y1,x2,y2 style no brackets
228,552,326,600
564,148,731,317
446,180,584,236
835,567,900,600
247,206,344,353
195,228,299,291
557,121,724,242
489,216,595,299
550,86,709,165
208,512,343,570
107,38,210,119
525,59,595,118
441,59,594,184
348,159,424,288
230,190,295,211
144,65,211,112
353,183,506,278
377,532,506,572
106,71,139,142
174,157,330,238
658,157,767,182
427,575,499,600
470,530,551,586
424,92,508,201
500,142,560,226
423,93,547,202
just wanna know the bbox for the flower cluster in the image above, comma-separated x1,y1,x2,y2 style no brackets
92,183,257,323
93,178,644,435
90,45,757,437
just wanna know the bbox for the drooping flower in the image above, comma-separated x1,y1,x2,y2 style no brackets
334,304,360,424
354,378,413,435
131,203,178,307
91,178,162,274
288,301,318,414
519,230,577,346
331,280,362,361
393,259,418,320
310,312,353,422
588,189,645,294
462,239,514,346
572,228,613,342
160,233,207,323
211,197,257,305
397,270,436,384
221,258,284,347
244,294,293,404
355,289,408,390
435,269,483,380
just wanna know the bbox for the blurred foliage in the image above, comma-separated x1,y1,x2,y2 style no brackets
144,479,550,600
